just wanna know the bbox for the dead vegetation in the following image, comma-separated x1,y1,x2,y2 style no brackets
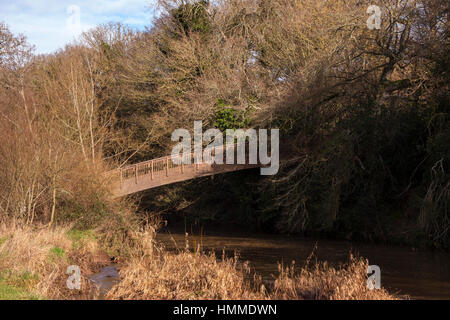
0,223,106,299
107,251,267,300
0,222,400,300
106,230,400,300
272,255,399,300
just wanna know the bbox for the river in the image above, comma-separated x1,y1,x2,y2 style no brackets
155,228,450,300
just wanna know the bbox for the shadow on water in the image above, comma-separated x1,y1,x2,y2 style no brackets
156,227,450,300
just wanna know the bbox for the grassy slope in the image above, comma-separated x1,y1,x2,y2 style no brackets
0,225,107,300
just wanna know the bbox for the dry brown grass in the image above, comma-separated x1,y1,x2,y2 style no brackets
0,223,108,299
107,252,267,300
107,229,267,300
271,255,400,300
106,230,400,300
108,252,401,300
0,223,401,300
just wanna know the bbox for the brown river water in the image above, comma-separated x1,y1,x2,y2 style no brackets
154,229,450,300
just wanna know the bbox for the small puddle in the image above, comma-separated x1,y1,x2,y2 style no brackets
88,265,120,297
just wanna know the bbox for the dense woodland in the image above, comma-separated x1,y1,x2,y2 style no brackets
0,0,448,249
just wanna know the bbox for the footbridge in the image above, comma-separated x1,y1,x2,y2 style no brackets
107,144,272,197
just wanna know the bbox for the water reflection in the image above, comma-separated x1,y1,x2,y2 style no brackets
89,266,120,296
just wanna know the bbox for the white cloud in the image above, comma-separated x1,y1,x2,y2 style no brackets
0,0,156,54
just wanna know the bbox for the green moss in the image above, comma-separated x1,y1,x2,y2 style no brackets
49,246,66,260
68,229,96,242
0,271,42,300
0,236,7,246
67,229,97,249
0,283,28,300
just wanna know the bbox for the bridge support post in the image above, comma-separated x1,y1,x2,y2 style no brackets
166,157,169,177
151,161,154,180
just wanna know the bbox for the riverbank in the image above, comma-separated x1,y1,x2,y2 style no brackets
0,223,399,300
0,224,108,299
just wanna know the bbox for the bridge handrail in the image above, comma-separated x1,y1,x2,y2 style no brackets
106,142,249,183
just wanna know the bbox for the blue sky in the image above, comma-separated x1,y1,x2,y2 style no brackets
0,0,157,54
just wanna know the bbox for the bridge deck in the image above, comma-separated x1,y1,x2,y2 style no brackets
108,144,264,197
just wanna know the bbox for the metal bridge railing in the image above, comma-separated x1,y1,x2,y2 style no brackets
107,143,251,186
